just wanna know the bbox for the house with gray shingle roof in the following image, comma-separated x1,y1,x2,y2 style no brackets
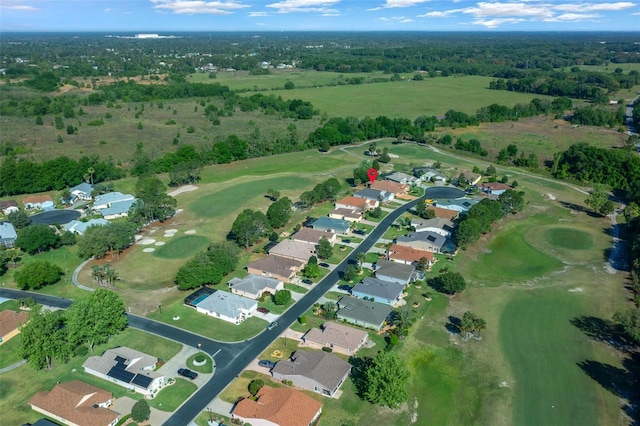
302,322,368,356
336,296,392,331
351,276,405,306
246,256,304,283
353,188,393,203
374,258,416,285
268,240,316,263
194,291,257,324
0,222,17,248
271,350,351,398
411,217,454,237
228,274,283,300
311,217,350,235
397,231,448,253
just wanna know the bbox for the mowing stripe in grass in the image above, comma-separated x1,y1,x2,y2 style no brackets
154,235,210,259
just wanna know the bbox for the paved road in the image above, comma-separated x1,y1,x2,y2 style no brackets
0,194,423,425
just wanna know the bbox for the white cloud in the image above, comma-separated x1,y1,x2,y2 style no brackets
417,1,637,28
369,0,431,11
266,0,340,14
379,15,414,23
1,0,41,11
150,0,249,15
248,11,269,16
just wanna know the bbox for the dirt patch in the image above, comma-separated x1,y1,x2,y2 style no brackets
168,185,198,197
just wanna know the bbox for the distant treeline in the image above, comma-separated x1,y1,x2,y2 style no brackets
490,69,640,102
0,155,124,196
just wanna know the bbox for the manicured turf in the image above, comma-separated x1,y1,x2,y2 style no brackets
544,227,593,250
148,378,197,412
469,224,564,284
499,288,605,426
187,352,213,374
0,334,24,369
189,175,313,218
153,235,210,259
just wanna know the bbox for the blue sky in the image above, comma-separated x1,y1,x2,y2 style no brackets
1,0,639,32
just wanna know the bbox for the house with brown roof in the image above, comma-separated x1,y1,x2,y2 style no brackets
0,309,29,344
0,200,19,215
387,244,435,269
370,180,409,196
291,228,337,245
29,380,120,426
247,256,304,283
303,322,368,356
269,240,316,263
231,386,322,426
427,206,460,221
271,350,352,398
481,182,512,195
22,194,54,210
335,196,371,212
329,208,363,222
83,347,164,396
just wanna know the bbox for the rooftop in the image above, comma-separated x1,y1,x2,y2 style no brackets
228,274,282,294
375,258,416,282
291,228,335,245
232,386,322,426
337,296,392,327
0,309,29,337
196,291,256,318
388,244,435,263
247,256,304,278
303,322,368,353
352,276,405,301
271,350,351,391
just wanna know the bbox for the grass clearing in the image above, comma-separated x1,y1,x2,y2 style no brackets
0,334,24,368
153,235,210,259
186,352,213,374
543,227,593,250
148,378,197,412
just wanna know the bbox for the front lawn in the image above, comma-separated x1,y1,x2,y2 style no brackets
148,298,266,341
148,378,197,412
327,245,353,264
0,335,24,369
285,283,308,294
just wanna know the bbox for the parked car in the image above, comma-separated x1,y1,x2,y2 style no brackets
343,239,351,244
178,368,198,380
267,321,278,330
302,279,313,285
258,359,276,369
257,307,270,314
354,229,366,235
319,263,330,268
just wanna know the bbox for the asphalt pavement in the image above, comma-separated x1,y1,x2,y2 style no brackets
0,192,424,425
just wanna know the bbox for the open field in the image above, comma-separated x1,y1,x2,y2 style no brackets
0,328,181,426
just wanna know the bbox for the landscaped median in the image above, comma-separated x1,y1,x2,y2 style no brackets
187,352,213,374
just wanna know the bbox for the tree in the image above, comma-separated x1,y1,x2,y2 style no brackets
455,219,482,249
175,241,241,290
303,261,320,278
379,147,391,163
356,251,366,272
498,189,525,214
249,379,264,396
352,161,372,186
317,237,333,260
433,271,466,294
15,224,60,254
613,308,640,344
131,399,151,423
230,209,271,248
267,197,292,228
14,260,62,290
343,264,358,282
7,210,30,229
273,289,292,305
459,311,487,339
363,351,410,408
367,206,383,219
77,222,136,259
417,256,430,271
372,159,380,171
284,81,295,90
20,305,70,370
585,184,610,215
66,289,127,353
132,175,177,223
266,189,280,201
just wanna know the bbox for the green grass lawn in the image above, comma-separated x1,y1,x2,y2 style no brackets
543,227,593,250
186,352,213,374
284,283,308,294
0,334,24,369
153,235,210,259
148,378,197,412
499,288,619,426
149,297,266,341
0,328,181,426
327,245,353,264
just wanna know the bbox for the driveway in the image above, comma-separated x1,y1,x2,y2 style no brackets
157,345,213,388
112,396,172,426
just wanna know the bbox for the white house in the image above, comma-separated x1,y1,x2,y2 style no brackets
194,291,257,324
83,347,165,397
70,182,94,201
228,274,284,300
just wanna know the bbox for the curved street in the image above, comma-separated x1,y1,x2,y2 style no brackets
0,193,423,426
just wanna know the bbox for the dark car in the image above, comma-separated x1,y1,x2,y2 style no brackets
302,279,313,285
319,263,330,268
258,359,276,369
354,229,366,235
178,368,198,380
257,307,270,314
267,321,278,330
343,239,351,244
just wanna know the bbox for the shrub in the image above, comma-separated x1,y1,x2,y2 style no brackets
195,354,205,363
299,315,307,324
74,345,89,357
248,379,264,396
131,399,150,422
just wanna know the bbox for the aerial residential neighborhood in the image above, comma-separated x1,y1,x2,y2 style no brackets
1,26,639,426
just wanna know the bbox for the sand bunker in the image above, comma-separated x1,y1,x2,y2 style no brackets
168,185,198,197
184,229,197,235
142,248,155,253
165,229,178,234
155,241,166,246
138,238,156,245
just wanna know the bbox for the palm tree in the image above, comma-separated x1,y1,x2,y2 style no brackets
356,251,366,272
87,167,95,185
